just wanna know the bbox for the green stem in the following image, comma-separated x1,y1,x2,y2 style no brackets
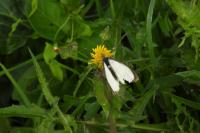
73,66,93,97
109,109,117,133
54,104,72,133
81,0,95,17
69,19,74,42
59,63,80,75
54,15,71,42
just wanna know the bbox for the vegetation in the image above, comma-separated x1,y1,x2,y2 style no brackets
0,0,200,132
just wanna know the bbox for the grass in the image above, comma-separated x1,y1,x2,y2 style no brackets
0,0,200,132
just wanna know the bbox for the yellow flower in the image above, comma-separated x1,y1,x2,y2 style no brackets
90,45,113,68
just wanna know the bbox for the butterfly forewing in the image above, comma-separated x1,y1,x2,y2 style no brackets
108,59,135,84
103,62,120,92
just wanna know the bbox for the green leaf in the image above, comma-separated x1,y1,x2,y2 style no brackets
128,123,169,132
62,95,78,111
175,70,200,85
60,0,80,12
13,65,37,103
36,117,53,133
71,95,91,117
59,41,78,59
29,49,72,132
49,60,63,81
119,113,146,122
169,93,200,110
158,14,172,37
43,42,63,81
146,0,156,66
129,84,158,118
176,70,200,79
10,127,34,133
167,0,200,59
167,0,200,28
65,115,77,131
0,105,47,118
73,15,92,37
43,43,57,64
111,95,123,113
0,118,10,133
155,75,182,89
28,0,70,40
99,26,111,41
191,36,200,62
93,77,110,117
0,0,31,54
84,102,100,119
181,48,200,70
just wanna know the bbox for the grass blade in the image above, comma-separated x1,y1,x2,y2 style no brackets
146,0,156,67
0,63,31,106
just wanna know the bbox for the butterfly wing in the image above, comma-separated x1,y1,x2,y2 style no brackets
108,59,135,84
104,62,120,92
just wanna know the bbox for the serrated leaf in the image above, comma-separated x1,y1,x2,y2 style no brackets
29,49,55,105
0,105,47,118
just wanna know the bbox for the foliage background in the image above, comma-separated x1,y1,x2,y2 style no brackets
0,0,200,132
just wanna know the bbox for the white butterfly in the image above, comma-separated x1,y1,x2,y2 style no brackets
103,57,139,92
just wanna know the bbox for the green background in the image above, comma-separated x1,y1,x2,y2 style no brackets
0,0,200,132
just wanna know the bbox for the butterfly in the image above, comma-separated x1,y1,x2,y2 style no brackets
103,57,139,92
